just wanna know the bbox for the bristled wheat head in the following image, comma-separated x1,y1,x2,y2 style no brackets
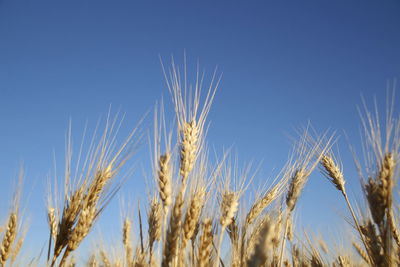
0,212,17,265
182,187,205,249
162,185,185,267
198,218,213,267
51,114,138,266
321,154,346,194
246,177,287,225
158,153,172,211
123,218,133,266
148,198,162,253
162,56,219,182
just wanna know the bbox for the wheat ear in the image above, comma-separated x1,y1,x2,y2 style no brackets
182,188,205,249
180,120,199,181
215,192,239,267
87,254,98,267
123,218,133,266
321,154,346,193
286,168,309,212
148,198,162,264
100,250,112,267
247,217,274,267
52,185,85,265
162,184,185,267
246,180,284,225
11,231,25,263
198,218,213,267
320,154,372,264
158,153,172,212
352,241,370,264
0,212,17,265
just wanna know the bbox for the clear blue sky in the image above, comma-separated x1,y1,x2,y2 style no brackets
0,0,399,262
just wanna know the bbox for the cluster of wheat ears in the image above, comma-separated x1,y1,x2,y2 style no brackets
0,61,399,267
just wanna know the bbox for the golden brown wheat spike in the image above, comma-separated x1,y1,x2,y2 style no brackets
219,192,239,228
158,153,172,211
247,217,274,267
52,184,85,263
359,220,383,266
388,212,400,247
352,241,370,264
100,250,112,267
11,234,24,263
180,120,199,181
148,198,162,262
378,153,395,208
0,212,17,265
123,218,133,266
162,185,185,267
182,188,205,249
336,256,350,267
48,208,58,241
286,168,309,212
215,191,239,267
246,179,285,225
87,254,98,267
86,165,113,207
198,218,213,267
365,177,386,226
163,57,218,183
57,167,114,266
321,154,346,194
61,206,96,265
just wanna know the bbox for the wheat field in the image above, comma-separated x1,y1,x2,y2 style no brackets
1,61,399,267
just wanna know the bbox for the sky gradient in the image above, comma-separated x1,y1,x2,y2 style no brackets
0,0,399,263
